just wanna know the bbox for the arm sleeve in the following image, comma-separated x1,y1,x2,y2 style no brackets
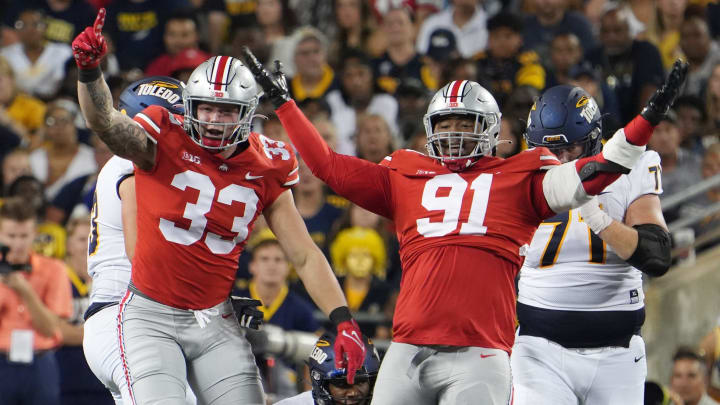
275,101,394,219
538,115,655,214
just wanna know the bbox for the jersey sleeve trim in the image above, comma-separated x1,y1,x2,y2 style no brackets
282,163,300,187
134,112,160,142
115,173,134,200
283,177,300,186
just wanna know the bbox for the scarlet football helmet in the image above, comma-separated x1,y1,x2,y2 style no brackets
183,56,260,149
423,80,501,171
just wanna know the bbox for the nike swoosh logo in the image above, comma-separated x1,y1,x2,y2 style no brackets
221,313,234,319
245,173,263,180
634,355,644,363
342,330,364,348
480,354,496,359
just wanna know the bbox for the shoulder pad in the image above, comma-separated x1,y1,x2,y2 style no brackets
380,149,448,177
502,147,561,172
632,150,661,171
133,105,169,140
249,133,299,185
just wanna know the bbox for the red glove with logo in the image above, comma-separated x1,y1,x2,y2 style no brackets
331,307,366,384
71,8,107,70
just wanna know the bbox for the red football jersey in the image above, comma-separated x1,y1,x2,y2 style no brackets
278,101,561,352
131,105,298,309
379,149,560,350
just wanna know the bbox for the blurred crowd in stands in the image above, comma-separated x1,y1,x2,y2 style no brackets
1,0,720,403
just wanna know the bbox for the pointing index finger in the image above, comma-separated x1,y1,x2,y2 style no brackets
93,8,106,35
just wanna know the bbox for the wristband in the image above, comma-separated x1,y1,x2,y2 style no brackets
78,67,102,83
329,306,352,326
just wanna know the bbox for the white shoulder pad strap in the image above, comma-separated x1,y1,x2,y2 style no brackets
602,128,646,169
542,161,593,213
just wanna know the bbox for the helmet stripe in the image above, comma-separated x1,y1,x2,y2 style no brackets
213,56,230,91
449,80,464,101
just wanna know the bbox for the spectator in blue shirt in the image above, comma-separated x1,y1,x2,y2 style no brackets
522,0,596,64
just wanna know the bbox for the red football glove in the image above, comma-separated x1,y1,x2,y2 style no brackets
71,8,108,70
334,319,366,384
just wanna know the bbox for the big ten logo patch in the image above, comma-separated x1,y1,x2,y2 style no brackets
182,151,201,164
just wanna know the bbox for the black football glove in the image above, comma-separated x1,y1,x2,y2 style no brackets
641,60,689,126
230,296,264,330
239,47,291,109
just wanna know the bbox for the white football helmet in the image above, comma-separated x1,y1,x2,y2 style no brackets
183,56,260,149
423,80,501,171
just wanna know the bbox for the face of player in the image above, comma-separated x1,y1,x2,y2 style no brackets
250,244,290,286
328,379,371,405
433,116,478,157
670,358,705,404
0,218,36,264
550,144,585,163
195,102,242,148
164,19,198,55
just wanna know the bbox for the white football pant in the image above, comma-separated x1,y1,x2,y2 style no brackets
511,334,646,405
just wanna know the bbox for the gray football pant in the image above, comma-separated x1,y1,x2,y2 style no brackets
118,291,265,405
371,341,512,405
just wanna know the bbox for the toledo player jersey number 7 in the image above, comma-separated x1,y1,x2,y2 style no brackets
159,169,259,254
538,209,606,267
417,173,493,237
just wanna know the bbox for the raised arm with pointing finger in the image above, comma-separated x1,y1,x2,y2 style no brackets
73,9,157,171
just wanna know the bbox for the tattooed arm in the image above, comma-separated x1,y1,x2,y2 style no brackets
78,76,156,171
73,8,156,171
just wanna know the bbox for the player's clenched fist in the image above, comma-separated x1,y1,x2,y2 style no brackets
72,8,108,70
334,318,366,384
